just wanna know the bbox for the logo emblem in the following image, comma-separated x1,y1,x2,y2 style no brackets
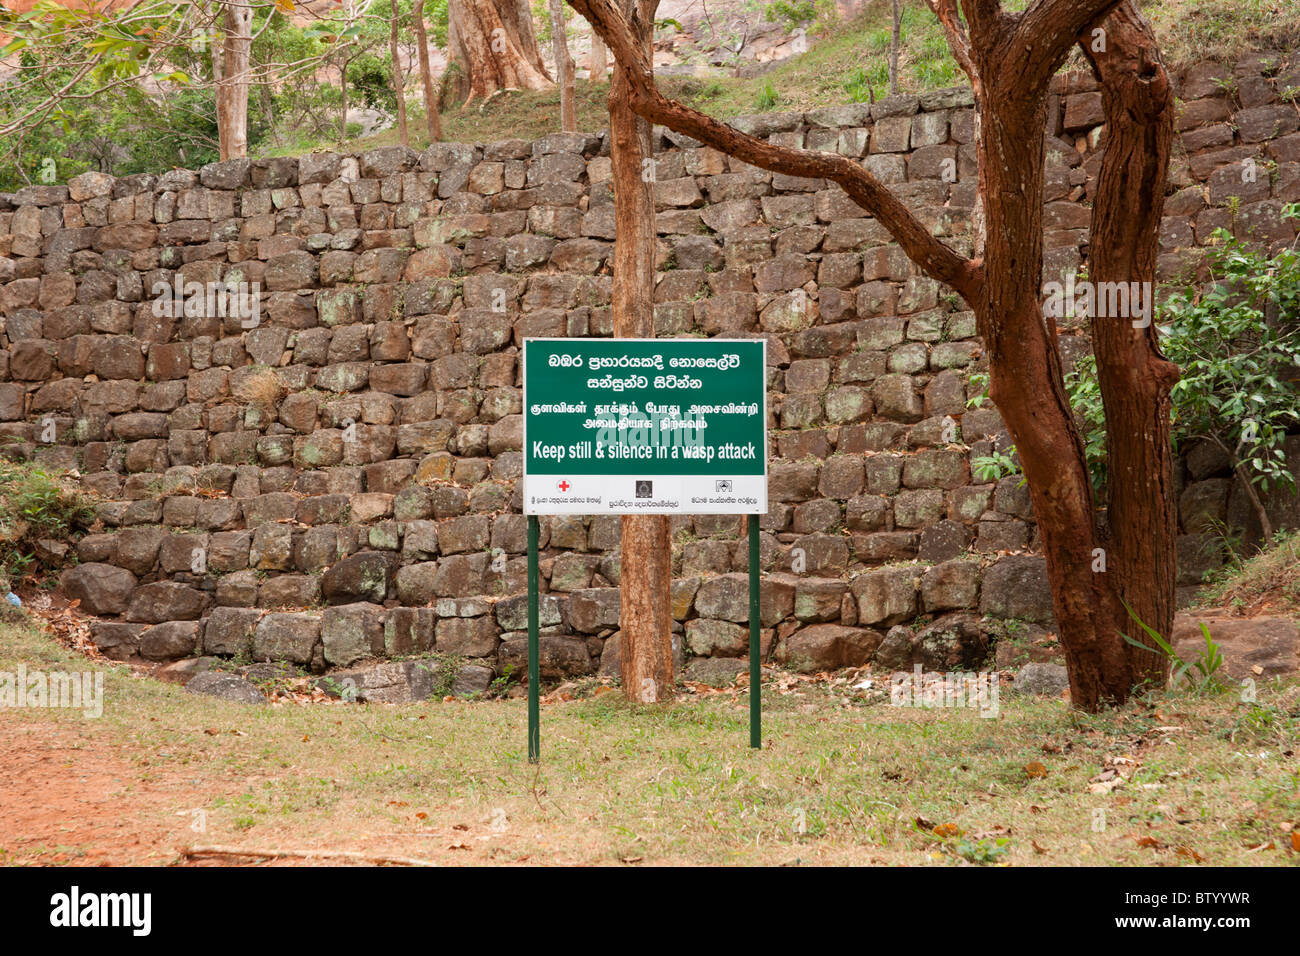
635,480,653,499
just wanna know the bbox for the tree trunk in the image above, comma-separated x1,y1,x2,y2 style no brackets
889,0,901,95
507,0,550,73
973,92,1139,710
449,0,553,104
590,23,607,81
215,0,252,160
339,54,351,143
413,0,442,142
549,0,577,131
1230,455,1275,540
390,0,409,146
610,0,673,705
441,7,470,109
1081,3,1179,689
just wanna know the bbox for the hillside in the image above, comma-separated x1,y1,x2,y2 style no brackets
325,0,1300,154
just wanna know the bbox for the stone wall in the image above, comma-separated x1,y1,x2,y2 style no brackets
3,52,1300,694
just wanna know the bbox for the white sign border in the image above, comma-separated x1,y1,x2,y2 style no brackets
521,337,768,516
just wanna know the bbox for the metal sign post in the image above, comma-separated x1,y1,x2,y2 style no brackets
520,337,769,758
749,513,761,749
527,515,540,763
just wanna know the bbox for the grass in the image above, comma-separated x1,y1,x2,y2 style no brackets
1143,0,1300,66
1201,531,1300,616
1,617,1297,866
290,0,1300,156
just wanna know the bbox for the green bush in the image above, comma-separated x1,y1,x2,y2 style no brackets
1066,205,1300,536
0,461,95,591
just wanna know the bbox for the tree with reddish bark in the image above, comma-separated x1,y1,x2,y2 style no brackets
569,0,1180,712
448,0,553,105
215,0,253,161
603,0,675,704
549,0,577,131
413,0,442,142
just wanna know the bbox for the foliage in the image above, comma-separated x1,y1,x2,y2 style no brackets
843,63,888,103
972,447,1021,483
764,1,818,30
1120,601,1228,694
964,370,991,409
0,460,95,591
1062,355,1109,492
1066,206,1300,501
0,0,401,185
346,52,398,112
954,835,1010,864
1165,213,1300,494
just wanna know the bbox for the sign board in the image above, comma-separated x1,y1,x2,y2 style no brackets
522,338,767,515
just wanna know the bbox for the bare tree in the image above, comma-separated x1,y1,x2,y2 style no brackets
549,0,577,131
889,0,901,95
590,25,607,81
389,0,409,145
215,0,253,159
570,0,1179,712
412,0,442,142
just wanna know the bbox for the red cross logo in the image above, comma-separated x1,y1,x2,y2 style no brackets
557,480,571,492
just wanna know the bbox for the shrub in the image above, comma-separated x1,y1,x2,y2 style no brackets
0,460,96,591
1066,205,1300,537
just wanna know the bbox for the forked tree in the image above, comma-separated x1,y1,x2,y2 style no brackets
570,0,1180,712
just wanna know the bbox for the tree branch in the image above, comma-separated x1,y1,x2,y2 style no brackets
924,0,977,82
1008,0,1128,91
567,0,981,299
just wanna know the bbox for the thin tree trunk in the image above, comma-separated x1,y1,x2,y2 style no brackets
610,0,673,705
889,0,901,95
549,0,577,131
260,83,277,147
215,0,252,160
390,0,409,145
590,23,606,81
1235,459,1275,540
413,0,442,142
339,55,351,143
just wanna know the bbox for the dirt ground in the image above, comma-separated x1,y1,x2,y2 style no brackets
3,602,1299,867
0,721,225,866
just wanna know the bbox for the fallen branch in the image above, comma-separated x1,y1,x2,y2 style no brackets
180,845,436,866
